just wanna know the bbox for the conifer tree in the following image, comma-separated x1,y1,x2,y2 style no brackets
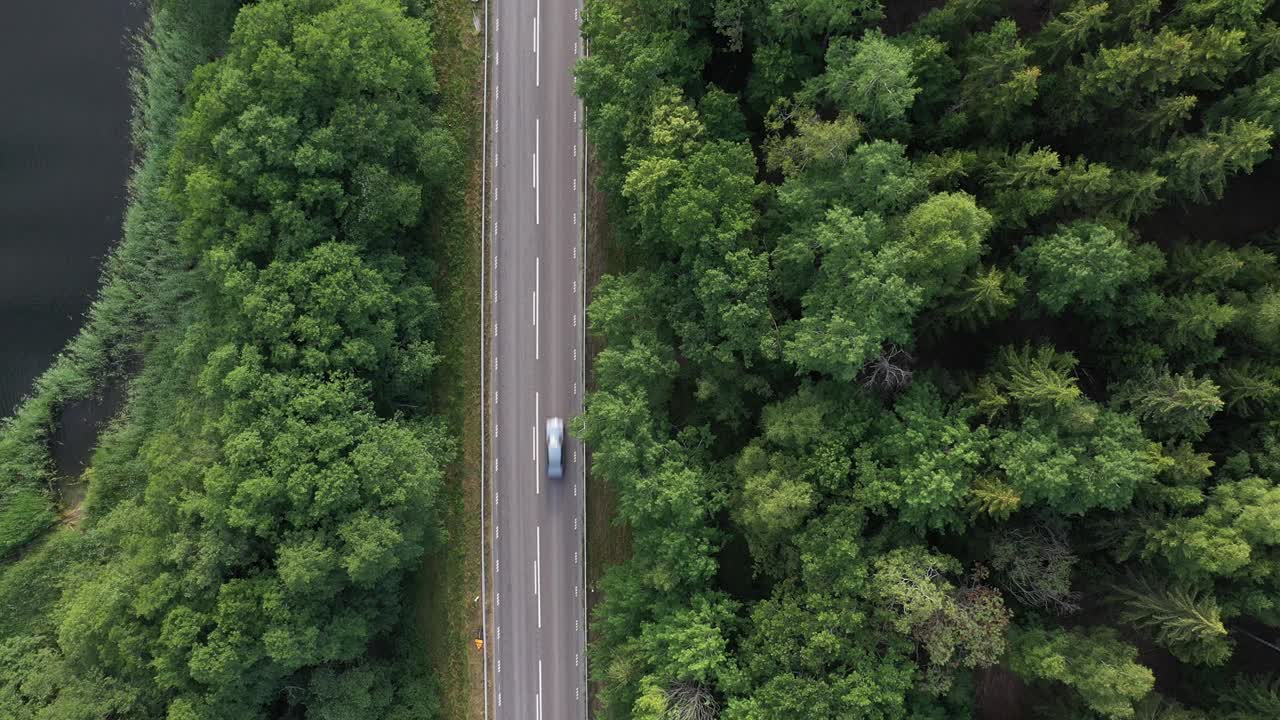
1113,368,1224,440
1114,576,1233,665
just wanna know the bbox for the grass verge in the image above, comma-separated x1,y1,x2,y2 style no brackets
412,0,485,718
583,145,633,717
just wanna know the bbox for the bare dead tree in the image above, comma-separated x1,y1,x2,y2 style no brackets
862,344,915,395
990,524,1082,615
665,681,719,720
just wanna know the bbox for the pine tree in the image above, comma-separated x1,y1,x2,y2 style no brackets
1207,69,1280,135
942,265,1024,332
1113,368,1223,440
1158,119,1273,205
1164,241,1245,292
1114,576,1233,665
1130,94,1198,141
1242,288,1280,351
993,344,1084,414
1035,1,1109,63
1217,360,1280,417
968,475,1021,521
1132,693,1210,720
961,20,1040,137
966,376,1010,422
1109,0,1160,33
1158,292,1238,364
1078,26,1246,108
1149,442,1213,509
1216,674,1280,720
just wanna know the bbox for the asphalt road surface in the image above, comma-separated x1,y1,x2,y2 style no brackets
487,0,588,716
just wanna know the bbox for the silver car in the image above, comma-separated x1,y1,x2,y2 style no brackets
545,417,564,480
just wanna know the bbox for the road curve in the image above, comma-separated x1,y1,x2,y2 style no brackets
486,0,587,716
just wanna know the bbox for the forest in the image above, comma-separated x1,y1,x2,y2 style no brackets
576,0,1280,718
0,0,466,716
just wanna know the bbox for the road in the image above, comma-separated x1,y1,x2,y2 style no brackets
485,0,587,716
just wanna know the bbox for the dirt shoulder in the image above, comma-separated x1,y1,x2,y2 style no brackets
413,0,486,717
583,144,633,718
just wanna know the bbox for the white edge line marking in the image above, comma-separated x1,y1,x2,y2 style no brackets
478,0,490,714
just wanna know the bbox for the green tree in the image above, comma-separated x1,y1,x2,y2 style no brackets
771,138,927,236
1010,626,1155,719
635,593,738,688
1019,221,1163,316
992,409,1159,515
869,547,1010,693
824,30,919,133
1150,292,1236,367
1114,576,1233,665
1157,119,1273,204
960,19,1040,136
753,0,884,44
1150,476,1280,580
575,386,722,593
967,475,1022,520
780,210,914,380
724,590,917,720
733,444,818,570
1218,361,1280,417
1215,674,1280,720
856,381,989,532
1059,25,1246,126
572,0,1280,714
937,265,1025,332
1207,68,1280,134
985,344,1085,416
1113,367,1224,440
48,2,455,716
782,194,991,380
1034,1,1110,62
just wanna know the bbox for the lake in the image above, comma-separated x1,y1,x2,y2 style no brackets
0,0,143,416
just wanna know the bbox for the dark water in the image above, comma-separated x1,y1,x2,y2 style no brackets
0,0,143,416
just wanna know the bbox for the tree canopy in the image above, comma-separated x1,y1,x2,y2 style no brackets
0,0,461,716
578,0,1280,716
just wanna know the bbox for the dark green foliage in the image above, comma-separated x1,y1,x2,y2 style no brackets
779,194,992,380
723,589,917,719
1113,368,1224,440
1216,674,1280,720
1157,119,1273,204
1020,221,1162,316
580,0,1280,715
0,0,457,717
